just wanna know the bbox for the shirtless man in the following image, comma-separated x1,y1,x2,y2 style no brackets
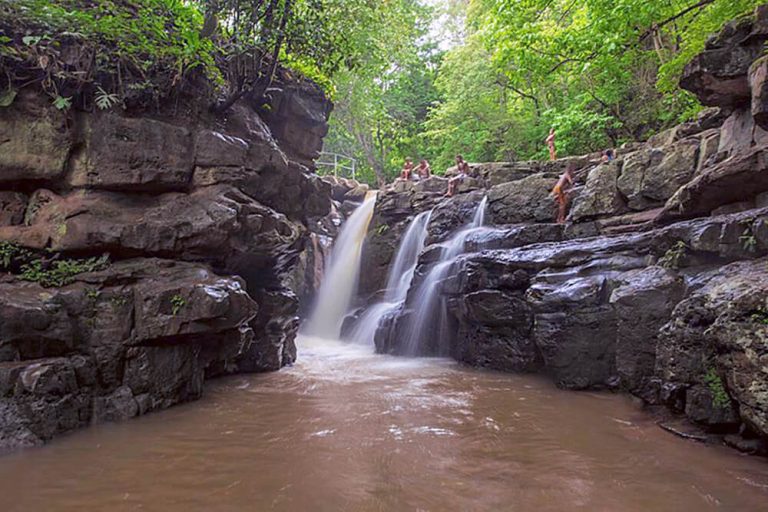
546,128,557,161
551,164,575,224
415,159,431,180
446,155,470,197
399,158,414,181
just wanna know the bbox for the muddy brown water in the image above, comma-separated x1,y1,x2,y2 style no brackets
1,336,768,512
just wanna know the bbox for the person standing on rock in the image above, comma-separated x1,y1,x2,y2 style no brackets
399,158,414,181
446,155,470,197
546,128,557,161
551,163,575,224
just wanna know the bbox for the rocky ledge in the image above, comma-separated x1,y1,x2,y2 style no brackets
363,6,768,455
0,74,338,451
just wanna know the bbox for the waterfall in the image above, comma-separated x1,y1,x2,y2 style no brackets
402,196,488,356
348,210,433,345
303,195,377,340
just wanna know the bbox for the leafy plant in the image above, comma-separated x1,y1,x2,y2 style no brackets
0,88,16,107
751,306,768,325
170,294,186,316
0,242,31,270
704,368,730,409
20,254,109,287
53,95,72,111
375,224,390,236
94,86,120,110
659,241,688,270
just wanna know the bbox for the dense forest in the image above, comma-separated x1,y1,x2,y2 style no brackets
326,0,768,185
1,0,765,185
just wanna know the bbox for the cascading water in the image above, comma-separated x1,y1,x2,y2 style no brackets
302,195,377,340
347,210,432,345
402,196,488,356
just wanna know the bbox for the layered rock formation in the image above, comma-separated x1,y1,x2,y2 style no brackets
364,6,768,454
0,76,334,451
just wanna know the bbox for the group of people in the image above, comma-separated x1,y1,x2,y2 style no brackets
392,130,615,224
397,158,432,181
397,155,474,197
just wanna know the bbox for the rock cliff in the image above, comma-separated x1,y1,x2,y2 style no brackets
363,6,768,455
0,74,335,451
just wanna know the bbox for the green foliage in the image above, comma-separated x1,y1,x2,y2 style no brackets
751,306,768,325
0,0,220,107
374,224,390,236
659,241,688,270
94,86,120,110
53,95,72,110
170,294,186,316
20,254,109,288
0,241,31,270
704,367,730,409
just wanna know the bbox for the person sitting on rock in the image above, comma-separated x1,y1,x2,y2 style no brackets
415,159,431,180
546,128,557,161
551,163,575,224
399,158,414,181
446,155,470,197
601,149,615,163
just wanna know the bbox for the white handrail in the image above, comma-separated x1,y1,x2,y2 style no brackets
317,151,357,180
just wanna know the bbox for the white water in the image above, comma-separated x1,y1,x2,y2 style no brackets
302,195,377,340
348,210,433,345
402,196,488,356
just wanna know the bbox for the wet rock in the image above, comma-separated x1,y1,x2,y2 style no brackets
610,267,685,392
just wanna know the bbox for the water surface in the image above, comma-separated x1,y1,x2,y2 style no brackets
1,336,767,512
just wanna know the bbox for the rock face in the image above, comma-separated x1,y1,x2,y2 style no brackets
0,75,334,451
361,5,768,456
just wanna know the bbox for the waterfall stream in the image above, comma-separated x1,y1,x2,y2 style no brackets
402,196,488,356
302,195,377,340
347,210,433,345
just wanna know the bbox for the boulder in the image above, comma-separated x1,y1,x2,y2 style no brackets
659,146,768,221
680,8,768,107
488,173,558,224
570,162,627,221
0,258,258,451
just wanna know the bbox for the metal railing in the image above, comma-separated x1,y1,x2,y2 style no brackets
316,152,357,180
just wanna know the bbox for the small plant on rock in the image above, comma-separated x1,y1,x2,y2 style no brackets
750,306,768,325
375,224,390,236
0,242,32,271
704,368,730,409
659,241,688,270
20,254,109,288
170,294,186,316
740,228,758,253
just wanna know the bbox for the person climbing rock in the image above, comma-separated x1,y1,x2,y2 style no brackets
399,158,414,181
551,163,575,224
446,155,470,197
546,128,557,161
415,159,431,180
